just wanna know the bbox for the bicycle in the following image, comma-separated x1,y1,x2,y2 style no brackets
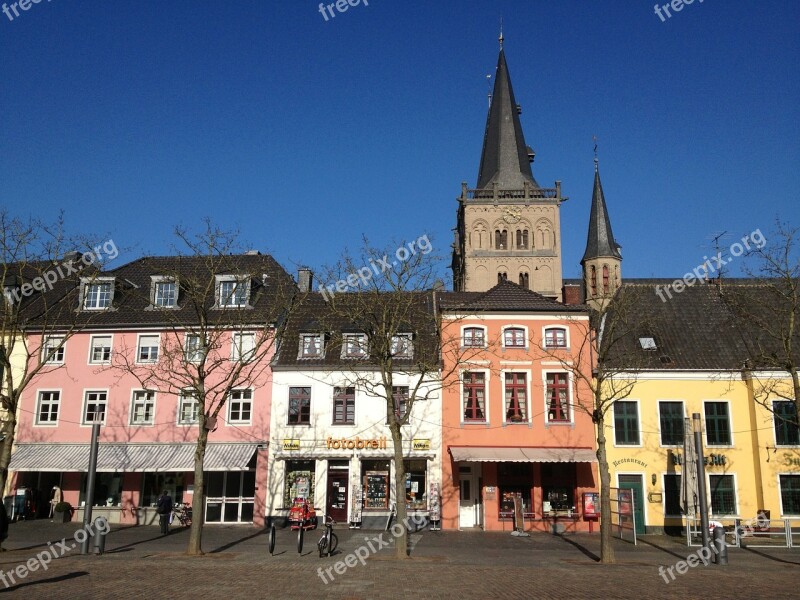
317,516,338,558
172,502,192,527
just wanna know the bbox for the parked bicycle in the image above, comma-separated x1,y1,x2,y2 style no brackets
317,516,338,558
172,502,192,527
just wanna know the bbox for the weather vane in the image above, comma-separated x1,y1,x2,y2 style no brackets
593,135,599,170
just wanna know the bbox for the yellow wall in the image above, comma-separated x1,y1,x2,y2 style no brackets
604,373,773,532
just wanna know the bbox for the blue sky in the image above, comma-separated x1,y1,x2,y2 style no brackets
1,0,798,284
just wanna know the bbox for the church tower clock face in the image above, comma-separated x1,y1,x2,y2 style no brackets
503,208,521,224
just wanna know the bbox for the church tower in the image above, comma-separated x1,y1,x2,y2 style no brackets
451,43,565,299
581,159,622,310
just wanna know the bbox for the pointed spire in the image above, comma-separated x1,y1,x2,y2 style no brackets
476,48,538,189
581,163,622,263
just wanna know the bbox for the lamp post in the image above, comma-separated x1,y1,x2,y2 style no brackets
693,413,711,555
81,418,101,555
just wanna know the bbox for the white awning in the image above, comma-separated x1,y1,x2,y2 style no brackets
449,446,597,463
8,443,259,472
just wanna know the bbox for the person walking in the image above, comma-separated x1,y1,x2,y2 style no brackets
157,490,173,536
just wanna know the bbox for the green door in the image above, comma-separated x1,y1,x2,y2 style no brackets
618,475,646,535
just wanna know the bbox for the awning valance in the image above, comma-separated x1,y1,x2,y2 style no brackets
449,446,597,463
8,443,259,472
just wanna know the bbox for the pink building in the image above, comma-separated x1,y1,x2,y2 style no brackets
439,281,599,532
9,253,294,527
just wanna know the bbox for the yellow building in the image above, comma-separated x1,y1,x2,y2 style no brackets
603,283,800,534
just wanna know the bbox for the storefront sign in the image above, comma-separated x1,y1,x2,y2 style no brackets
783,453,800,467
282,439,301,451
671,452,727,466
412,439,431,451
326,436,388,450
613,458,648,468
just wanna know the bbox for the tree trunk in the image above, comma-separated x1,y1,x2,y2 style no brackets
389,422,409,559
595,410,616,564
0,412,16,500
791,366,800,424
187,426,209,556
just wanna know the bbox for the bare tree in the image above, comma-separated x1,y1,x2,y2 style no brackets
109,223,295,555
0,211,111,535
724,221,800,430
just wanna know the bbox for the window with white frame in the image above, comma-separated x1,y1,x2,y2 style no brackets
184,334,203,362
232,332,256,362
137,335,160,362
780,475,800,515
709,474,736,515
42,336,65,364
83,391,107,424
131,390,155,425
659,401,685,446
463,372,486,422
704,401,732,446
228,389,252,424
288,387,311,425
217,278,249,308
390,333,413,358
153,279,177,308
503,327,526,348
544,327,567,348
299,334,323,358
773,401,800,446
82,280,114,310
342,334,368,358
89,335,112,364
393,386,409,420
36,391,60,424
178,391,200,424
613,401,640,445
504,373,527,422
545,372,570,422
463,327,485,348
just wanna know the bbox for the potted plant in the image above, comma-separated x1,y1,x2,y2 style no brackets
53,502,72,523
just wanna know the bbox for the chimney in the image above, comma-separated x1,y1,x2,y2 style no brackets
297,267,313,293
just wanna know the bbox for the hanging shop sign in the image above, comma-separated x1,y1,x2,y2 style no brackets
282,439,301,451
412,439,431,451
670,452,727,466
326,436,388,450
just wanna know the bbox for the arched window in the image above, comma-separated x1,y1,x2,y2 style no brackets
497,272,508,284
519,272,529,289
590,265,597,296
516,229,529,249
602,265,610,294
494,230,502,249
544,327,567,348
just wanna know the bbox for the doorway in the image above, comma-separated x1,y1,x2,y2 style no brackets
205,471,256,523
326,461,349,523
458,464,482,528
618,474,646,535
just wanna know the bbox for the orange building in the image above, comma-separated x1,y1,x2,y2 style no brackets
439,281,599,532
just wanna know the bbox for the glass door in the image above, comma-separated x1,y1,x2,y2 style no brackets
205,471,256,523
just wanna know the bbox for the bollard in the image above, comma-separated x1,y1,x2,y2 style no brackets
92,517,108,555
713,526,728,565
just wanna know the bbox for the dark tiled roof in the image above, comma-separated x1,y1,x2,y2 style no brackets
21,253,295,329
581,167,621,262
440,279,587,313
273,291,439,370
475,49,538,190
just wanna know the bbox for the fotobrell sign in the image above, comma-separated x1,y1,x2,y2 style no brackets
326,436,387,450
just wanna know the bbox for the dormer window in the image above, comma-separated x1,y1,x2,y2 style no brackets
391,333,413,358
152,277,178,308
299,333,323,358
216,276,249,308
342,334,367,359
82,278,114,310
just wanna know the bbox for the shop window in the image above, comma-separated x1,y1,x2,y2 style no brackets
704,402,731,446
543,488,574,513
613,401,639,445
780,475,800,515
664,474,682,516
142,472,188,508
362,460,390,509
283,460,315,507
504,372,527,422
404,459,427,510
499,489,531,519
659,401,685,446
709,474,736,516
774,401,800,446
79,472,122,507
463,371,486,422
546,373,570,422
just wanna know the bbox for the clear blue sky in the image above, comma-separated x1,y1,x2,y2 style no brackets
2,0,798,283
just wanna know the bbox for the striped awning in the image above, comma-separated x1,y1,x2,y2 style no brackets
449,446,597,463
8,443,259,472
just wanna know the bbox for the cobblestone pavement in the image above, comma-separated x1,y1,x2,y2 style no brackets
0,520,797,598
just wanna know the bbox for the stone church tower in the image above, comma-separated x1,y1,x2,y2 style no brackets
580,160,622,310
451,45,565,299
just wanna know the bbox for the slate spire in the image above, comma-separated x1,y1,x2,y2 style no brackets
476,49,538,189
581,161,622,263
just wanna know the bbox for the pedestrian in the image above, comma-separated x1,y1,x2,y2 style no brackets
157,490,173,536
